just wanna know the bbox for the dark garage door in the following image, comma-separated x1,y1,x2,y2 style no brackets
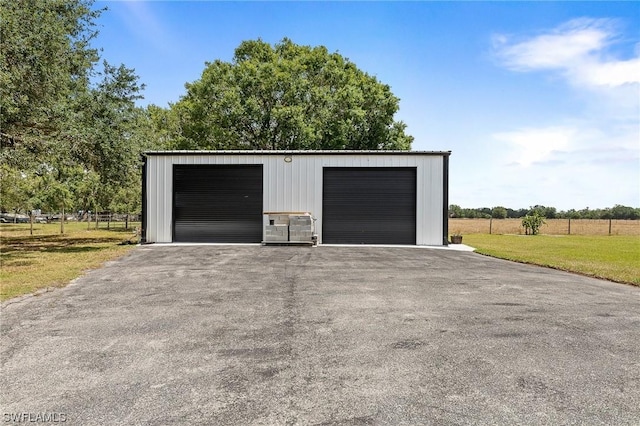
173,165,263,243
323,167,416,244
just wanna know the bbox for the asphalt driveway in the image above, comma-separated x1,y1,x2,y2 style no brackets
1,245,639,425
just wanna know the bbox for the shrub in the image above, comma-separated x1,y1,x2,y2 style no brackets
522,213,545,235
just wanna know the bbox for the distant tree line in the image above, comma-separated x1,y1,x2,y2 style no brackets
449,205,640,220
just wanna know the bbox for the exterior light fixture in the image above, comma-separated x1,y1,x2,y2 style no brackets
284,156,292,163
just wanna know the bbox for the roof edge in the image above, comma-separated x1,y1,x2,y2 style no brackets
143,150,451,156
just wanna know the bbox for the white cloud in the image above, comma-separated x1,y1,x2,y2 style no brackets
493,18,640,88
580,57,640,87
484,17,640,209
493,126,574,167
455,120,639,209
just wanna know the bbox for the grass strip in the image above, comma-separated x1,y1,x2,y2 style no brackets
1,222,139,301
464,234,640,286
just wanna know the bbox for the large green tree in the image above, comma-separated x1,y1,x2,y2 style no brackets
71,62,145,211
0,0,102,156
0,0,149,219
172,38,413,150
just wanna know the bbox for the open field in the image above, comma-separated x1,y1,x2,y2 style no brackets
464,234,640,286
0,222,139,301
450,218,640,236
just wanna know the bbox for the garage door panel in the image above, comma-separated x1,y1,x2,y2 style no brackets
323,167,416,245
173,165,263,243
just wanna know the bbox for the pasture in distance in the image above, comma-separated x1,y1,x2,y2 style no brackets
449,218,640,236
453,219,640,286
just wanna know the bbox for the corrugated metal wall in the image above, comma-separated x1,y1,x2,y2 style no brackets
145,152,445,245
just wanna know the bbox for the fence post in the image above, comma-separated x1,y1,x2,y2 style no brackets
489,217,493,235
609,218,612,235
568,218,571,235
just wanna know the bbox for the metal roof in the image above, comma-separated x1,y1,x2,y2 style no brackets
144,150,451,156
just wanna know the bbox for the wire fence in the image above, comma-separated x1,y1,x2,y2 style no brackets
77,213,141,230
6,214,639,236
449,218,640,236
1,213,141,230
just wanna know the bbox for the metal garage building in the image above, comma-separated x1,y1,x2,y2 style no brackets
142,151,450,246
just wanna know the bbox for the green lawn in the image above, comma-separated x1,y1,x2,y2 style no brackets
1,222,139,301
464,234,640,286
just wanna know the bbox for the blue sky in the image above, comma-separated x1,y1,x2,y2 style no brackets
95,1,639,210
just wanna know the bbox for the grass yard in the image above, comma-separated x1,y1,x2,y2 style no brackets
464,234,640,286
0,222,139,301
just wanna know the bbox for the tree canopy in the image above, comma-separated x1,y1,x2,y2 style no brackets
0,0,149,219
0,0,101,152
170,38,414,151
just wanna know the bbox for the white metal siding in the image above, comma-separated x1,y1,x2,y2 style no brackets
145,153,445,245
